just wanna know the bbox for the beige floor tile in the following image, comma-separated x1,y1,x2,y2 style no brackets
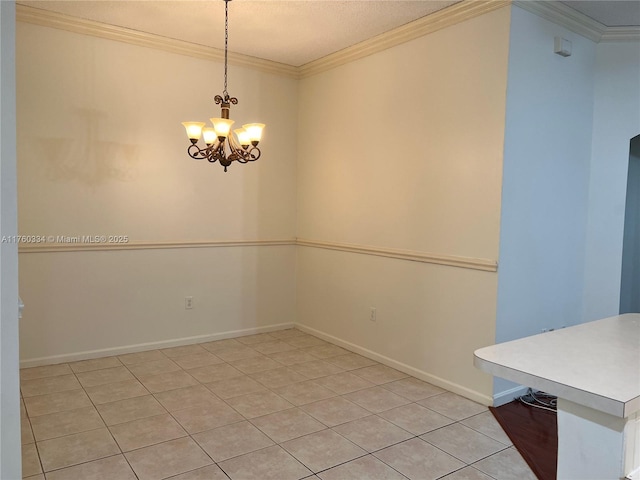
138,370,198,393
167,464,229,480
226,390,294,419
374,438,465,480
37,427,120,472
289,360,344,379
250,367,307,389
172,352,224,370
301,396,370,427
160,344,207,358
333,415,413,452
229,356,282,374
252,341,299,355
318,454,407,480
379,403,453,435
218,445,311,480
154,384,220,412
236,333,277,345
22,417,35,445
126,358,181,377
68,356,122,374
351,365,408,385
23,475,45,480
21,375,81,398
314,372,375,395
125,437,213,480
97,394,166,425
21,442,42,477
285,335,328,348
44,454,136,480
325,353,378,370
344,386,411,413
282,429,366,473
418,392,487,421
267,349,318,366
31,406,104,441
193,420,274,462
250,407,326,443
275,380,337,406
440,466,495,480
21,364,72,381
421,423,507,463
109,413,187,451
461,411,513,446
304,344,350,359
118,349,166,366
381,377,445,401
214,346,263,362
84,379,149,405
76,366,135,388
24,389,92,417
172,400,244,433
269,328,306,339
205,375,267,399
473,447,538,480
186,363,243,383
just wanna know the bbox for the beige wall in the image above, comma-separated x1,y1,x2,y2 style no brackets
296,7,511,403
17,7,511,402
17,22,298,363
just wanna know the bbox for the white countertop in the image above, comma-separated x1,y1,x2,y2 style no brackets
474,314,640,417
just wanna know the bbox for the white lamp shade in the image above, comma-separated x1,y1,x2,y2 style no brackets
202,128,217,145
234,128,251,147
182,122,205,140
242,123,265,143
210,118,235,138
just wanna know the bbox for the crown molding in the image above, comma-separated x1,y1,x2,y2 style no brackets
298,0,510,78
15,4,299,79
600,26,640,43
16,1,639,82
513,0,604,42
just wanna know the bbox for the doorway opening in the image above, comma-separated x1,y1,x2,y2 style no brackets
620,134,640,314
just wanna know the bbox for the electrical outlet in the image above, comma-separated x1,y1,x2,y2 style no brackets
185,296,193,310
370,307,377,322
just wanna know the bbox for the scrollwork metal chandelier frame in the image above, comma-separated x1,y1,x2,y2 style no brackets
181,0,264,172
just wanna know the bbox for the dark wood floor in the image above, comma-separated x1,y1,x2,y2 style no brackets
490,400,557,480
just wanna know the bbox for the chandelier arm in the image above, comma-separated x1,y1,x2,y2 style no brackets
187,144,213,161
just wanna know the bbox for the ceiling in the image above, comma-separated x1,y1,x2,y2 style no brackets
17,1,640,67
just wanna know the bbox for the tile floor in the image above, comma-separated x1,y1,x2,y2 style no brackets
19,329,537,480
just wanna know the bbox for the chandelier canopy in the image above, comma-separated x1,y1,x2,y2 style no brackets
181,0,265,172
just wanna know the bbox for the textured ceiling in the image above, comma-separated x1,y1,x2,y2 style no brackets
18,1,461,66
18,1,640,67
561,0,640,27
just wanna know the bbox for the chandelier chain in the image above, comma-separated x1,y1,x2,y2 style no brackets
223,0,229,99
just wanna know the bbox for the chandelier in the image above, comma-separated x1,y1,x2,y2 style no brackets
181,0,265,172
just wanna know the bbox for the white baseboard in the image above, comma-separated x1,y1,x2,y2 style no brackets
20,322,295,368
295,323,493,406
493,385,529,407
